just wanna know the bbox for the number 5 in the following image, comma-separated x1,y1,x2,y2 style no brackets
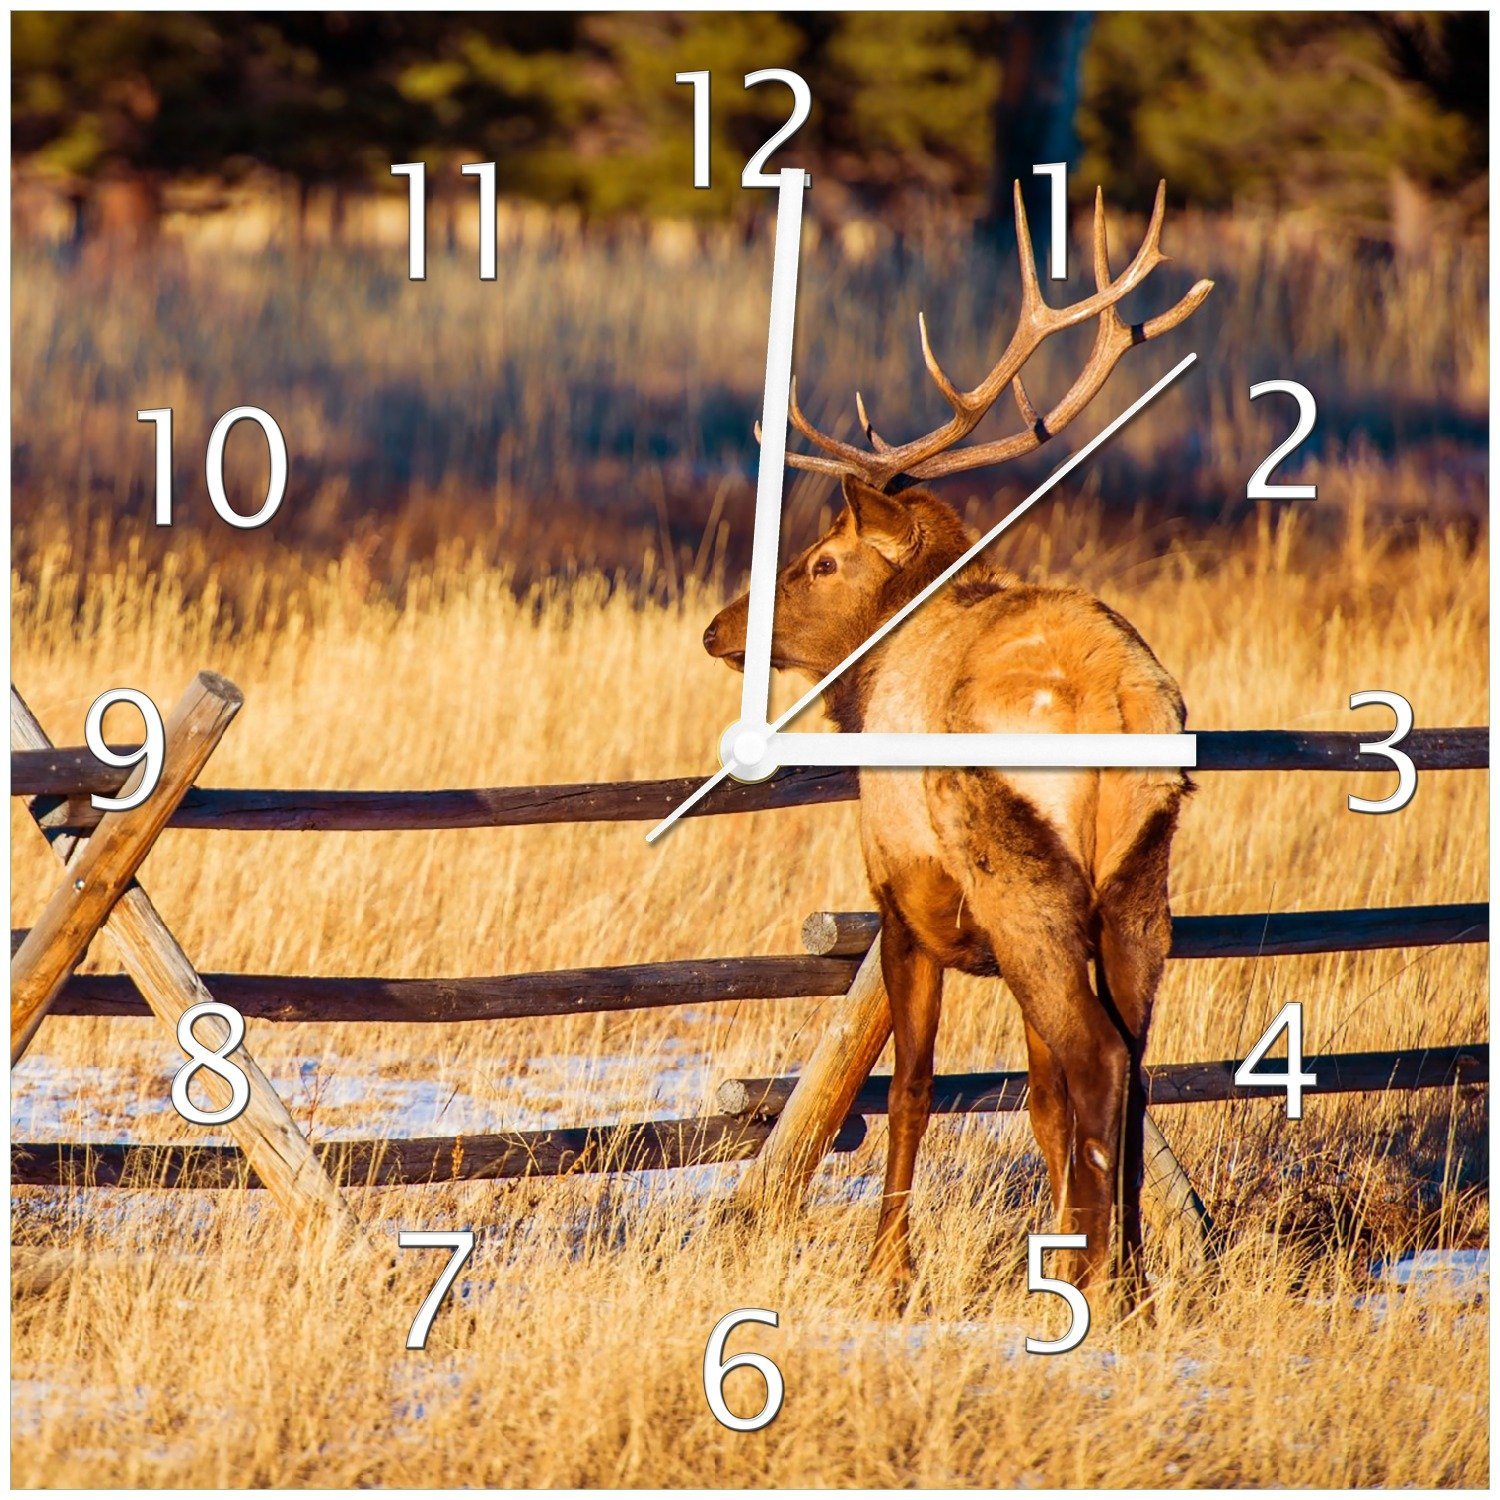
1025,1234,1089,1355
1349,690,1416,814
400,1229,475,1350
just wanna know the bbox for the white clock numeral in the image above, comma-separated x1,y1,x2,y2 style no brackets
139,406,286,528
137,408,173,525
675,69,811,190
205,407,288,529
703,1308,784,1431
675,71,711,188
1025,1234,1089,1354
85,688,164,811
400,1229,476,1350
742,70,812,189
395,161,503,281
1234,1002,1317,1119
460,162,498,280
1247,380,1317,500
391,162,426,280
1032,162,1068,280
1348,690,1417,814
171,1000,251,1126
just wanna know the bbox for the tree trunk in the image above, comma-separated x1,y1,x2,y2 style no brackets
983,13,1093,262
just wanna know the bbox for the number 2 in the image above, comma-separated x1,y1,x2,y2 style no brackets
742,71,811,189
1247,380,1317,500
400,1230,476,1350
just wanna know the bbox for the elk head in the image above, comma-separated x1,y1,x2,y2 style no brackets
702,474,972,680
704,180,1212,679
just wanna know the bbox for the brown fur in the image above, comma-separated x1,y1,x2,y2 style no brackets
704,476,1187,1310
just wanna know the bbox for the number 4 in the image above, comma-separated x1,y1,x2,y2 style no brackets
400,1229,475,1349
1234,1002,1318,1119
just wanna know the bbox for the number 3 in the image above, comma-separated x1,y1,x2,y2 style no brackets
1349,690,1417,814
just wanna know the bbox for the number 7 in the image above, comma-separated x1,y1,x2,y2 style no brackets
399,1229,475,1350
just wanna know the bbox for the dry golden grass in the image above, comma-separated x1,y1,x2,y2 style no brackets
10,496,1487,1486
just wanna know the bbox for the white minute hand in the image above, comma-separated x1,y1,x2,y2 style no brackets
645,352,1199,843
769,732,1196,768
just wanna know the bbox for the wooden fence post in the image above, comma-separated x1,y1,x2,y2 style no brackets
741,912,1216,1255
733,938,893,1214
12,674,242,1062
11,682,362,1243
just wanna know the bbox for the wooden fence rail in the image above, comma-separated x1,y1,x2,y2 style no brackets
11,691,1489,1249
12,1114,870,1189
13,1045,1481,1191
716,1043,1490,1122
10,902,1485,1024
13,726,1488,833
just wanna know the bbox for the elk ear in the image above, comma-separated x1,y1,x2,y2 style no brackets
841,475,917,566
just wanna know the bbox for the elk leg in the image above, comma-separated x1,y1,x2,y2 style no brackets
1023,1020,1070,1214
871,912,943,1301
1096,802,1178,1298
1002,952,1130,1297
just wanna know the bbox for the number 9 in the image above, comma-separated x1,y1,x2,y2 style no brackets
84,688,165,812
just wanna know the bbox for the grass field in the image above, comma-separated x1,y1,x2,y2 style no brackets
9,210,1490,1486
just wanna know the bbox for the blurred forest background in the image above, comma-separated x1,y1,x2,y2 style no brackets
10,10,1490,589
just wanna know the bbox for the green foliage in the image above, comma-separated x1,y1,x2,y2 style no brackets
1079,12,1487,230
11,11,1487,237
820,12,1000,211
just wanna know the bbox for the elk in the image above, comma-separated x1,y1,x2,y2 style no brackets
703,183,1212,1308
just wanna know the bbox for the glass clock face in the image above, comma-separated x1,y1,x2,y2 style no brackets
9,10,1489,1490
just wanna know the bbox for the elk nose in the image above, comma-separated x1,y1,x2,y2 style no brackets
702,619,719,653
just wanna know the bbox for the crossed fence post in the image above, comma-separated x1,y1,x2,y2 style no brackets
11,678,360,1243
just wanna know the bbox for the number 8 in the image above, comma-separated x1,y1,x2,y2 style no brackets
85,689,164,812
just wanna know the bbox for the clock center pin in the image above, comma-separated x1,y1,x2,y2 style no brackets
719,720,779,784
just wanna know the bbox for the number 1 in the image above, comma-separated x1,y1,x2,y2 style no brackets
392,162,426,280
676,72,710,188
1033,163,1068,281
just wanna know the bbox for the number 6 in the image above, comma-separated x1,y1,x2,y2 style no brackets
1349,690,1416,814
703,1308,784,1431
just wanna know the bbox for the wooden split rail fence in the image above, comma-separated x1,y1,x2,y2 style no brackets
10,675,1490,1249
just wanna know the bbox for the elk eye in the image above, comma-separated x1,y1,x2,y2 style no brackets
812,555,838,577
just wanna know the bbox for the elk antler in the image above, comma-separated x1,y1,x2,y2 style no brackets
777,181,1213,490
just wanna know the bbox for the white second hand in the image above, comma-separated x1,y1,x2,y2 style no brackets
767,351,1198,735
647,351,1198,842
